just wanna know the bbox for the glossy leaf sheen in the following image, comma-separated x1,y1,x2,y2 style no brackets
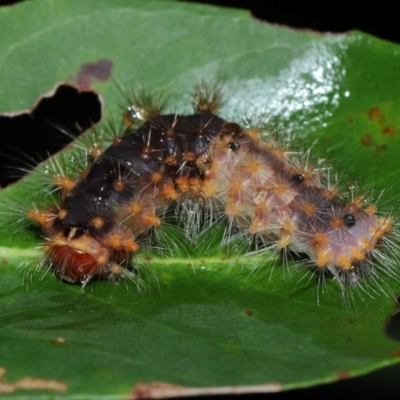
1,0,400,398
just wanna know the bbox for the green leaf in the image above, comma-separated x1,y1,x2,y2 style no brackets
1,0,400,398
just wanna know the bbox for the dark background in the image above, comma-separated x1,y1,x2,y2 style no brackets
1,0,400,398
198,0,400,44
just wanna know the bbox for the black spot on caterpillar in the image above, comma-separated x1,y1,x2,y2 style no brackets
1,82,398,301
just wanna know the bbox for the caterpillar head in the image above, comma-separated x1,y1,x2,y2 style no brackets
45,226,110,284
29,208,138,284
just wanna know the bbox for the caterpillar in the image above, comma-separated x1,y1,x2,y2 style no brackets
2,83,398,299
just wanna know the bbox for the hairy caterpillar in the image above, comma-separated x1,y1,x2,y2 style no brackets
2,83,397,299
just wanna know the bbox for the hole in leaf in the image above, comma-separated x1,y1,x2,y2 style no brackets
0,84,102,187
386,311,400,342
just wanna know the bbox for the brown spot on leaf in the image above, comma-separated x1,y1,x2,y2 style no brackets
244,310,254,317
368,107,385,123
392,350,400,357
373,144,387,157
382,125,396,137
76,59,113,90
1,259,7,265
0,366,67,394
361,134,373,146
337,371,351,380
131,381,282,399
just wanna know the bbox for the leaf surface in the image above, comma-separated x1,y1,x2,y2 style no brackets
1,1,400,398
